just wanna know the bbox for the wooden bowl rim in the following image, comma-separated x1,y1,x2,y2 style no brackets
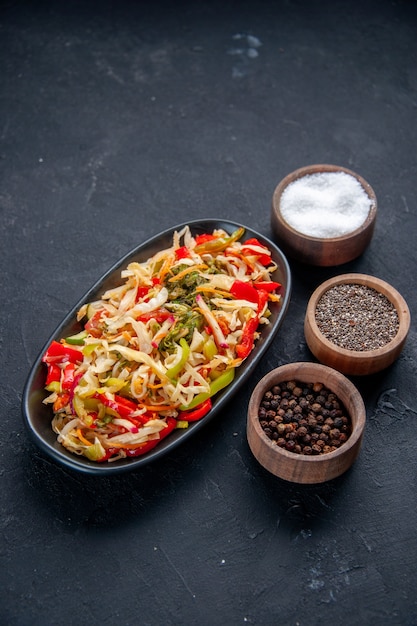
247,362,366,465
272,163,377,243
305,273,411,361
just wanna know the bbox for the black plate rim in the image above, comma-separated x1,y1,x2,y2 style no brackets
22,219,292,475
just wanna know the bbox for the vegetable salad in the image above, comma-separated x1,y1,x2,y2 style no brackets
42,226,282,462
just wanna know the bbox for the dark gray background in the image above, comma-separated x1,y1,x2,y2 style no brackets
1,1,416,624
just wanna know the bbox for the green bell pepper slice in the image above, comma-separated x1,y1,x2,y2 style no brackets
166,338,190,380
194,227,245,255
65,330,88,345
179,367,235,410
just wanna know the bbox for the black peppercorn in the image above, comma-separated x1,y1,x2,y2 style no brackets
259,407,267,419
277,423,286,435
257,379,352,456
299,398,308,410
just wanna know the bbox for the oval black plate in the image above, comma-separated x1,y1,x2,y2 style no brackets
22,219,291,475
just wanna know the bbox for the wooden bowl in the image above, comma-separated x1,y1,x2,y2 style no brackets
271,164,377,266
304,274,410,376
247,362,366,484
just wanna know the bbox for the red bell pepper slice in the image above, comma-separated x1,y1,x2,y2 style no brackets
61,362,77,391
85,310,108,338
231,281,274,315
242,238,272,266
53,392,70,412
254,281,281,292
96,393,143,419
178,398,212,422
236,317,259,359
136,286,151,301
95,393,156,428
256,289,269,316
195,233,216,245
45,363,61,385
42,340,83,364
123,440,159,458
175,246,191,260
230,280,259,304
136,309,172,324
135,277,162,301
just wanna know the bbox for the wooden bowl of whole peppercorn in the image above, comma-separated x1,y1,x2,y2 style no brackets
304,273,411,376
247,362,366,484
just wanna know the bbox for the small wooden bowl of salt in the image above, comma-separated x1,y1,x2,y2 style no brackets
304,273,411,376
271,164,377,266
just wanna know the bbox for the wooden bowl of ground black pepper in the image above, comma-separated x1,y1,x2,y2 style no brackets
271,164,377,266
304,274,410,376
247,362,366,484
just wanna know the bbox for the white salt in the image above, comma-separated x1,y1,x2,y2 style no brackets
280,171,372,238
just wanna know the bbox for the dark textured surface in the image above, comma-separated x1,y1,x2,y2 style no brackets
1,1,416,624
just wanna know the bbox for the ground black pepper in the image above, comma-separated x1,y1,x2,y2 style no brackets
314,283,399,351
258,380,351,455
